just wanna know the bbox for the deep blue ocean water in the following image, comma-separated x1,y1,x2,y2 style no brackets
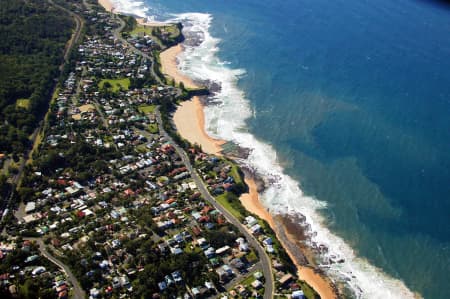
123,0,450,297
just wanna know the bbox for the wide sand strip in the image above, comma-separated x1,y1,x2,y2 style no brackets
102,7,338,296
98,0,114,12
160,44,200,89
239,178,337,299
173,97,224,155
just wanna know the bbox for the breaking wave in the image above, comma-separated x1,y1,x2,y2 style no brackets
111,1,418,298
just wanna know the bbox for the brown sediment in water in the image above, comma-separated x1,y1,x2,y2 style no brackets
239,171,339,299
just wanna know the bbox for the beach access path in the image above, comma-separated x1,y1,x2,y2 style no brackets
155,109,275,298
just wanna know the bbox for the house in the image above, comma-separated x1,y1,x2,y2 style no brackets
32,266,46,276
279,273,293,285
245,216,258,227
25,202,36,214
204,247,215,258
215,245,230,256
292,290,305,299
250,224,262,234
172,271,182,283
251,280,263,290
158,281,167,291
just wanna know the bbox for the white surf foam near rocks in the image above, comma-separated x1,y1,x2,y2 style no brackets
112,2,418,298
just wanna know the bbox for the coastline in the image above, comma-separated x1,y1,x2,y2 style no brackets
166,44,338,298
97,0,338,296
160,44,200,89
240,176,338,299
173,96,225,155
98,0,114,12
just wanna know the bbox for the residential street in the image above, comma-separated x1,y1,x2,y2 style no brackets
155,109,275,298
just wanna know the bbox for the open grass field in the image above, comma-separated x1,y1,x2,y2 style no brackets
130,24,181,48
16,98,30,109
138,104,156,113
98,78,130,92
148,123,159,134
216,193,244,220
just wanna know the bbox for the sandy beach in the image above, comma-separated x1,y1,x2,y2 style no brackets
98,0,114,12
160,44,200,89
239,178,275,228
239,177,337,299
136,18,168,27
95,2,338,295
173,97,224,155
164,41,337,297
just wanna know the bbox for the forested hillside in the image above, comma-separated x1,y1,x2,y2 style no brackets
0,0,74,155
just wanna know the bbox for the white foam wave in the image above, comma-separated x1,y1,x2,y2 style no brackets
110,0,149,18
172,11,419,299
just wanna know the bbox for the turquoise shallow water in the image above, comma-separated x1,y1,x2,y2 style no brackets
119,0,450,297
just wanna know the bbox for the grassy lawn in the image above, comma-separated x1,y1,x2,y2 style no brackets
299,280,319,299
16,98,30,109
230,164,243,185
216,193,243,220
136,145,146,153
130,24,181,48
138,104,156,113
130,24,153,36
148,123,159,134
98,78,130,92
240,273,256,286
245,250,258,264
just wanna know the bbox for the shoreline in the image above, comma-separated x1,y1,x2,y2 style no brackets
96,1,338,297
160,44,200,89
173,96,225,155
166,43,338,298
98,0,114,12
240,175,338,299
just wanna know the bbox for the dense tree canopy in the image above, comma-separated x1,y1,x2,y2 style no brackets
0,0,74,154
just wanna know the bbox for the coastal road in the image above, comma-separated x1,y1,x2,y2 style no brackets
112,16,165,86
27,238,86,299
155,109,275,298
112,14,184,98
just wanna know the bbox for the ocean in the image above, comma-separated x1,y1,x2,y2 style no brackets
110,0,450,298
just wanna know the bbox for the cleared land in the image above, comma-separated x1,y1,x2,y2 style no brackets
98,78,130,92
138,104,156,113
16,98,30,109
130,24,181,48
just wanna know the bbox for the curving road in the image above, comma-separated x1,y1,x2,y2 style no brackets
155,109,274,298
27,238,86,299
112,16,165,86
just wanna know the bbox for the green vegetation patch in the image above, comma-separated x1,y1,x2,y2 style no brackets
216,192,245,221
245,250,258,264
138,104,156,113
148,123,159,134
98,78,130,92
16,98,30,110
230,164,243,185
0,0,74,155
129,23,181,48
